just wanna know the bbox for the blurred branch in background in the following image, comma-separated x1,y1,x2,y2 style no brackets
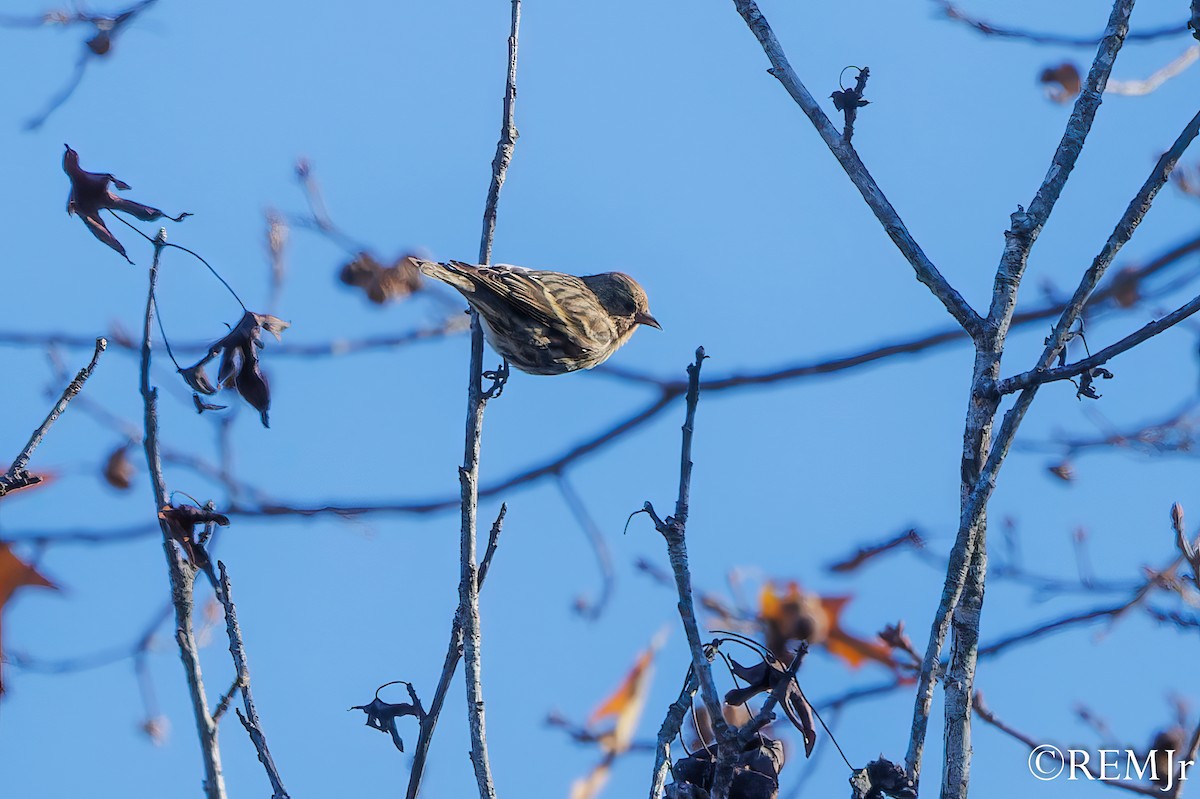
0,0,160,130
932,0,1189,46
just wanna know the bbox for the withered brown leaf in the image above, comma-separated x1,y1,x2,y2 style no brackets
179,311,290,427
339,252,424,304
63,145,191,263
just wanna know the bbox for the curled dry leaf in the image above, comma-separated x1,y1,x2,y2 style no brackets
351,681,424,753
62,145,191,263
179,311,290,427
103,445,135,490
725,654,817,757
157,504,230,569
339,252,424,304
1040,62,1081,104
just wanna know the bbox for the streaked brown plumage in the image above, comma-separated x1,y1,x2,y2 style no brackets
415,260,661,375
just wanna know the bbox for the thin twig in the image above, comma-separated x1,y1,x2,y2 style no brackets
973,694,1161,796
643,348,735,796
556,473,615,619
998,289,1200,394
217,562,289,799
648,671,699,799
1,337,105,497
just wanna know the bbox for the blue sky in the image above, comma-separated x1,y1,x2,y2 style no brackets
2,1,1200,797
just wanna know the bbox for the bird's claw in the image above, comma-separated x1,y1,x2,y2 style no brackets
482,361,510,399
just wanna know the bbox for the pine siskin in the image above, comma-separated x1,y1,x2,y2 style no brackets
415,260,661,375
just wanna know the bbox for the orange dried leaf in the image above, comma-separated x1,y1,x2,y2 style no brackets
589,641,657,755
0,543,59,695
759,583,895,670
1040,62,1081,103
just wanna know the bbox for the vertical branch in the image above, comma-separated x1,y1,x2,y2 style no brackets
140,232,226,799
456,4,520,798
406,505,506,799
905,2,1138,790
478,0,520,268
643,348,734,795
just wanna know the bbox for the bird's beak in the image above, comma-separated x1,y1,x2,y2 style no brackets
635,312,662,331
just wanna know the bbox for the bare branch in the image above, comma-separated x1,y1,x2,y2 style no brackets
452,4,522,796
907,4,1140,787
1,337,105,498
729,0,984,338
140,235,226,799
648,672,699,799
556,473,615,619
217,562,289,799
406,504,507,799
998,289,1200,394
642,348,736,795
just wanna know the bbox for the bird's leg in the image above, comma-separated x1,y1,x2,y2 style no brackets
482,360,510,399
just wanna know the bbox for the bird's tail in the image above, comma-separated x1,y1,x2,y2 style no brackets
414,259,478,294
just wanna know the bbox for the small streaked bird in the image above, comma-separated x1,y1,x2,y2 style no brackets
415,260,661,375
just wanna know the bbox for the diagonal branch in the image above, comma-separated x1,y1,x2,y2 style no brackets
999,290,1200,394
1,337,106,498
730,0,983,338
971,106,1200,518
216,562,288,799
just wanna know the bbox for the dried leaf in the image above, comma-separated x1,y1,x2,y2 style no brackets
759,583,895,670
62,145,190,263
1040,62,1082,104
351,682,424,753
1109,266,1142,309
339,252,424,304
139,715,170,746
1047,461,1075,483
103,445,135,490
725,655,817,756
178,311,289,427
158,505,229,568
589,641,657,754
0,543,59,695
